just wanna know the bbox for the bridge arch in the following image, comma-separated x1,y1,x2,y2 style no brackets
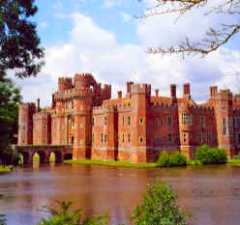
20,152,31,164
49,151,63,163
33,151,47,164
64,153,72,160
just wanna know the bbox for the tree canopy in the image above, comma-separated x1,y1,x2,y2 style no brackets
140,0,240,56
0,77,21,164
0,0,44,78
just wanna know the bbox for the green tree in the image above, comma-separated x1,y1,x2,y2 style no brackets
38,201,108,225
0,0,44,78
0,77,21,165
132,182,188,225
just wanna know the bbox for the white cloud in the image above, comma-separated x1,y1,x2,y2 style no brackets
16,8,240,106
120,12,132,23
103,0,125,8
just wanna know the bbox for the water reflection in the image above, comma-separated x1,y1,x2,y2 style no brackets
0,165,240,225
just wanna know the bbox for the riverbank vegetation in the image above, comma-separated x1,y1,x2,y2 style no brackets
36,182,188,225
195,145,227,165
65,159,158,169
37,201,108,225
158,151,187,167
0,165,12,174
65,145,240,168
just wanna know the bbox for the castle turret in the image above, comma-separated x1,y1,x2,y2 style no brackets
214,89,235,157
33,112,51,145
178,103,194,159
127,83,151,162
58,77,72,91
183,83,191,99
73,74,95,160
18,103,36,145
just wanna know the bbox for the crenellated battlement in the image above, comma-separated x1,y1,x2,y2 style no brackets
131,83,151,96
74,73,96,89
58,77,73,91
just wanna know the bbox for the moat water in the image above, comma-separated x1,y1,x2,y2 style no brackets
1,164,240,225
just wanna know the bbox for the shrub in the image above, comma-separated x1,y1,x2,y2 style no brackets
195,145,227,165
158,151,187,167
37,201,108,225
234,153,240,160
132,182,188,225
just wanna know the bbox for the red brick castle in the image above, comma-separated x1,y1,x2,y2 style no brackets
18,73,240,162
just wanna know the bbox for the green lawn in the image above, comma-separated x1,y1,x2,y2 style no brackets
64,159,159,169
0,166,12,174
228,159,240,166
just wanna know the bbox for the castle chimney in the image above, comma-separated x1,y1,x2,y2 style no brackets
118,91,122,99
155,89,159,97
183,83,191,98
37,98,40,112
170,84,176,98
52,94,55,108
210,86,218,98
127,82,134,94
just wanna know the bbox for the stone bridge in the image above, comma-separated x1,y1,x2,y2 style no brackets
14,145,73,164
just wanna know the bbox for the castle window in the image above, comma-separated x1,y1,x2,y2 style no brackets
104,135,108,143
238,133,240,144
71,136,74,144
139,118,144,125
122,116,125,126
182,112,192,124
235,117,240,129
223,118,227,135
101,133,104,143
128,134,131,143
167,115,172,127
92,117,95,126
156,118,161,128
122,134,125,143
200,116,205,128
168,134,172,143
128,116,131,126
139,136,144,144
183,133,187,143
104,117,107,125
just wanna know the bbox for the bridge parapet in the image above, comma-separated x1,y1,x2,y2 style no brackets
14,144,73,164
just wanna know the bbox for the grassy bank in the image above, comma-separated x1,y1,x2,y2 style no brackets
64,159,159,169
228,159,240,166
0,165,12,174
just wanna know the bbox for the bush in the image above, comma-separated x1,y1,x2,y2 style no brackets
37,201,108,225
132,182,188,225
157,151,187,167
234,153,240,160
195,145,227,165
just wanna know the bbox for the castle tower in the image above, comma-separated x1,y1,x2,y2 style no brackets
72,74,95,160
179,84,193,159
178,103,194,159
129,83,151,162
105,106,118,160
214,89,235,157
18,103,36,145
33,112,51,145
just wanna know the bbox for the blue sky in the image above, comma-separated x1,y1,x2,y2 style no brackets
35,0,142,46
15,0,240,106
